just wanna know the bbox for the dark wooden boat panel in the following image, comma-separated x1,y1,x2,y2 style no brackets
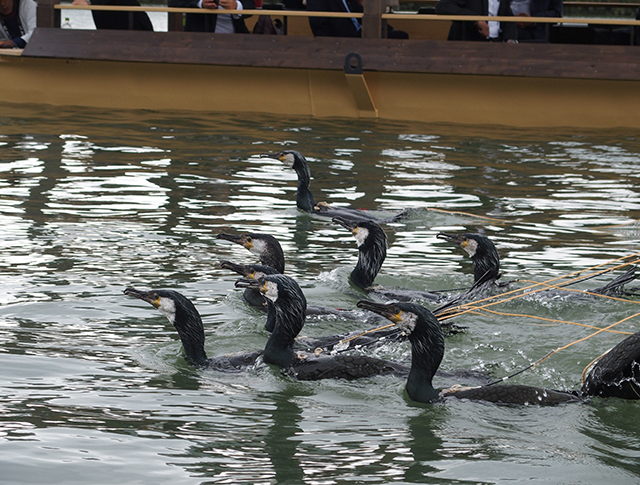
23,27,640,81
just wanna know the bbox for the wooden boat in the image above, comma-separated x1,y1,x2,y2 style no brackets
4,0,640,128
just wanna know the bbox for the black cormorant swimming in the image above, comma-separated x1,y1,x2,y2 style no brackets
333,216,443,302
265,150,410,223
218,230,359,321
124,280,407,381
217,232,285,273
357,299,581,405
437,232,501,286
123,287,262,371
216,232,286,319
582,330,640,399
220,261,280,331
437,231,638,301
235,273,410,380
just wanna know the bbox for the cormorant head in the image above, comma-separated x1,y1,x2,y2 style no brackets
437,232,500,283
235,273,306,311
220,261,280,279
263,150,316,212
123,287,208,367
356,300,440,344
236,274,307,368
357,299,444,402
261,150,307,170
216,232,285,274
333,216,387,289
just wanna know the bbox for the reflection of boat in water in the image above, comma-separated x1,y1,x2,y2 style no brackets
5,1,640,127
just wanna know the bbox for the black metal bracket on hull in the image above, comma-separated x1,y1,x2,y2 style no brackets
344,52,378,119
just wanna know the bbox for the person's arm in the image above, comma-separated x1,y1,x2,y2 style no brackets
12,0,37,47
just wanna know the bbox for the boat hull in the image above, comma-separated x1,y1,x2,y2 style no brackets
8,28,640,128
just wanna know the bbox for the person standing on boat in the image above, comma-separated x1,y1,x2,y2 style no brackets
168,0,255,33
510,0,562,41
435,0,518,42
307,0,408,39
0,0,36,48
72,0,154,31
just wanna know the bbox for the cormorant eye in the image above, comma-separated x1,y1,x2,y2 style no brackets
247,237,252,243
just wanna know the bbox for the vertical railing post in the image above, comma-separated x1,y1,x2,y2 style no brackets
362,0,385,39
37,0,58,28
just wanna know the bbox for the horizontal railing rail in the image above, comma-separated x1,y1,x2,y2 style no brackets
42,1,640,41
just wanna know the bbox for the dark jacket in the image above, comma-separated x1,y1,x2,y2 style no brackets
435,0,517,41
529,0,562,17
517,0,562,40
307,0,361,38
91,0,153,31
168,0,255,33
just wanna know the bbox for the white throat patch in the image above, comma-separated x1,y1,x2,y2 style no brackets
282,152,296,168
397,311,418,335
463,238,478,258
354,226,369,247
157,296,177,325
263,281,279,302
250,239,268,257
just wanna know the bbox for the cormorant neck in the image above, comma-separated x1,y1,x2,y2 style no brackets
293,158,317,212
472,242,500,283
263,293,306,368
264,301,276,332
351,235,386,289
173,306,209,367
405,314,445,403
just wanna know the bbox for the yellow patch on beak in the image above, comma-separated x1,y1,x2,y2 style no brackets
151,297,162,309
389,310,403,323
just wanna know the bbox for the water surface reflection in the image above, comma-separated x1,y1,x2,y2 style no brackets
0,105,639,483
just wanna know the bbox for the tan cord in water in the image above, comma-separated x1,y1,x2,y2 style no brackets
487,311,640,386
426,207,507,223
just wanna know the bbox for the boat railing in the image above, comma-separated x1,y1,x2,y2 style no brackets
40,0,640,43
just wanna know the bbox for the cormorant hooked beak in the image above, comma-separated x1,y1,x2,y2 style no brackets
235,278,266,291
261,150,297,168
332,216,358,234
436,232,467,247
356,300,402,323
124,287,161,308
260,152,280,160
217,233,253,250
220,261,252,276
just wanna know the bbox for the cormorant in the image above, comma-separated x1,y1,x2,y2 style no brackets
123,287,262,371
437,232,501,286
437,231,638,301
217,233,285,273
124,280,408,381
216,232,286,317
356,299,581,405
220,260,280,331
264,150,410,223
217,231,359,321
235,274,410,380
333,216,442,302
582,330,640,399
